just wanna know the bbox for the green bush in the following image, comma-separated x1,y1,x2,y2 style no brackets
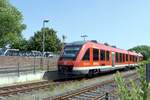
115,63,150,100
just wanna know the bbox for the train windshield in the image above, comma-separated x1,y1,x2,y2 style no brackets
60,45,82,60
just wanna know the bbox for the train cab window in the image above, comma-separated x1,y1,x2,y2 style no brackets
93,48,99,61
115,52,119,63
82,49,90,60
100,50,105,61
106,51,110,61
61,45,82,60
126,54,128,61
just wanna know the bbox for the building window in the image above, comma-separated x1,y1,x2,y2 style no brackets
106,51,110,61
100,50,105,61
82,49,90,60
93,48,99,61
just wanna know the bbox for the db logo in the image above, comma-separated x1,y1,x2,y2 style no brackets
64,61,67,65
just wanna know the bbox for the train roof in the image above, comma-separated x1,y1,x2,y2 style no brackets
66,41,86,46
66,41,142,56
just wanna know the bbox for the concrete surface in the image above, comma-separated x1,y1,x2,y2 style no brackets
0,71,45,87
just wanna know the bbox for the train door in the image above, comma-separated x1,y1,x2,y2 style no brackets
112,52,115,66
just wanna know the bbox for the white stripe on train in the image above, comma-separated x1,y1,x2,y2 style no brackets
73,64,138,71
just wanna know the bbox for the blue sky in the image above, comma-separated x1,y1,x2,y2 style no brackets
10,0,150,49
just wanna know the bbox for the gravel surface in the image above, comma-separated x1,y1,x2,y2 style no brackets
0,70,137,100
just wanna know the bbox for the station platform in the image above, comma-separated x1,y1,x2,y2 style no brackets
0,69,81,87
0,70,45,87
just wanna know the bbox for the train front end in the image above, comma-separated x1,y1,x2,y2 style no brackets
58,42,84,75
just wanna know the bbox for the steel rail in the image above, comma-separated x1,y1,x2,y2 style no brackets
0,80,53,96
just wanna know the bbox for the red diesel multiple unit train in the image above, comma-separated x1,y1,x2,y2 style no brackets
58,41,143,75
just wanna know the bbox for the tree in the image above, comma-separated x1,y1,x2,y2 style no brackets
28,28,62,52
11,38,28,51
0,0,26,48
129,45,150,60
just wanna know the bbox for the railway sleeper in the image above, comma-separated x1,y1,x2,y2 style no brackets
83,92,101,97
74,95,95,100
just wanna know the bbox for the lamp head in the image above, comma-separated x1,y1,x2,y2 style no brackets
43,19,49,23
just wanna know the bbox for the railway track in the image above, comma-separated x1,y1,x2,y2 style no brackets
0,80,54,96
0,70,137,98
45,72,138,100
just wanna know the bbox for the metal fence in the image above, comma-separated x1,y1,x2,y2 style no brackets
0,56,58,76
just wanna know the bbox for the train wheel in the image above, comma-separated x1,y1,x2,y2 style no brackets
124,66,130,71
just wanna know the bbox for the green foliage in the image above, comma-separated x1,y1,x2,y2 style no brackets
114,72,131,100
27,28,62,52
0,0,26,48
11,38,28,51
129,45,150,60
115,64,150,100
0,0,62,51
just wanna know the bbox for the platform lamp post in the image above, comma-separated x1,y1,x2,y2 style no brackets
62,35,66,48
42,19,49,69
42,19,49,57
81,34,88,41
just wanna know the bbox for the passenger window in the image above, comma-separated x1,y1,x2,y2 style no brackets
134,56,136,62
106,51,110,61
119,53,122,62
82,49,90,60
130,55,132,61
100,50,105,61
123,54,125,62
93,48,99,61
126,54,128,61
132,56,134,62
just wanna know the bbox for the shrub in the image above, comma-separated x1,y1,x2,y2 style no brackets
115,63,150,100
